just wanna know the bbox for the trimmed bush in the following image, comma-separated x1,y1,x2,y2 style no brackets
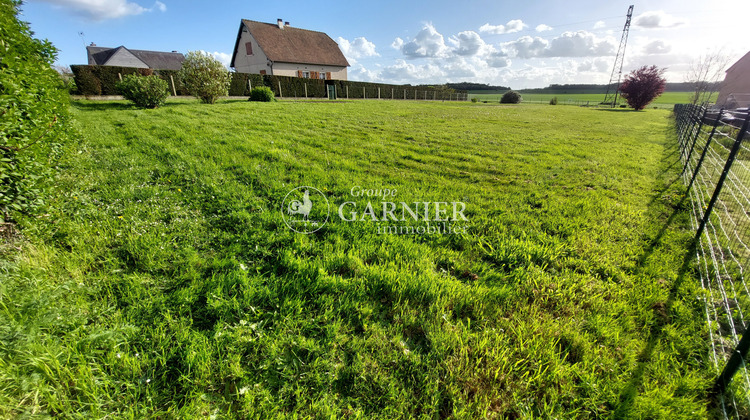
249,86,275,102
500,91,522,104
116,74,169,108
549,97,558,105
0,0,71,224
178,51,231,104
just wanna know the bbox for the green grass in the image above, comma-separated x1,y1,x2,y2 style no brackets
469,92,697,109
0,98,721,418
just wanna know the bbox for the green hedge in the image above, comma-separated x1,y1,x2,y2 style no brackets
71,65,467,100
1,0,72,223
71,65,189,95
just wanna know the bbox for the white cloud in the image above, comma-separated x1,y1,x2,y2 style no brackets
479,19,527,35
486,53,511,68
391,37,404,49
202,51,231,68
378,59,446,84
337,37,379,60
577,57,610,72
448,31,492,57
502,31,616,58
593,21,606,29
33,0,167,20
643,40,671,55
535,24,553,32
633,11,686,29
398,23,451,58
501,36,549,59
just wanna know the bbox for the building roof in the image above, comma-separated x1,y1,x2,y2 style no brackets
726,50,750,74
230,19,349,68
86,45,185,70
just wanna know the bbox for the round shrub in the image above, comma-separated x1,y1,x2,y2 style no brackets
549,96,558,105
500,90,522,104
249,86,276,102
116,74,169,109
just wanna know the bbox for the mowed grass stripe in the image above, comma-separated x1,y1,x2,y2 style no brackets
0,99,720,418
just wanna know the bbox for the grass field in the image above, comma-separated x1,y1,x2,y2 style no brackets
0,99,720,418
468,92,696,109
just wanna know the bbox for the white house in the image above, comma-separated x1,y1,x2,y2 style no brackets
230,19,349,80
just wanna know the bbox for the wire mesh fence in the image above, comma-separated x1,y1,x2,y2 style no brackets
675,103,750,418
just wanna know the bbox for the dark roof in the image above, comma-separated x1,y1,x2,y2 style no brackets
87,46,119,66
231,20,349,68
86,45,185,70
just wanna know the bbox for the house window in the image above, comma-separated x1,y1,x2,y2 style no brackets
319,72,326,80
245,42,253,55
302,71,310,78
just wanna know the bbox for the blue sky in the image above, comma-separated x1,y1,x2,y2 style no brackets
20,0,750,88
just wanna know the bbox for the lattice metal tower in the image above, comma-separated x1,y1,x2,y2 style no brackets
602,5,634,107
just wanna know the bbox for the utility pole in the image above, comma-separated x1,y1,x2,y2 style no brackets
602,5,634,108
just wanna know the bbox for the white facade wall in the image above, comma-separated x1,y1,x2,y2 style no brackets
271,62,347,80
233,29,271,74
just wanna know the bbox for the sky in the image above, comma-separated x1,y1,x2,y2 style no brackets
19,0,750,89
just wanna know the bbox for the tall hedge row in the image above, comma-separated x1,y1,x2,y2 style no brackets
1,0,72,224
71,65,189,95
71,65,466,100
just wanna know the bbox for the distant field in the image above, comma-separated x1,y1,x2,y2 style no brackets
1,99,718,418
468,92,697,108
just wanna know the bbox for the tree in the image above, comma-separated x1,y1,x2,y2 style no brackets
178,51,231,104
618,65,667,110
684,50,730,106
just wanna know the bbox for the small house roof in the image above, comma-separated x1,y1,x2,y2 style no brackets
230,19,349,68
86,45,185,70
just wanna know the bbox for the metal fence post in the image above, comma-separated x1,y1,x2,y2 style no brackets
686,109,724,192
714,331,750,396
682,107,709,175
695,111,750,245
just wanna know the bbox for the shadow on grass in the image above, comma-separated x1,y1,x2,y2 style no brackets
613,232,697,418
70,101,133,111
613,126,720,417
594,108,641,113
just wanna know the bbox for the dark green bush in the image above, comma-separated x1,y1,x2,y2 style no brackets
500,91,522,104
116,74,169,108
249,86,275,102
0,0,71,224
549,97,558,105
72,65,102,95
471,97,478,103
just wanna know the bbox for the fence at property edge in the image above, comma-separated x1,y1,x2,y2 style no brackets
675,103,750,418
